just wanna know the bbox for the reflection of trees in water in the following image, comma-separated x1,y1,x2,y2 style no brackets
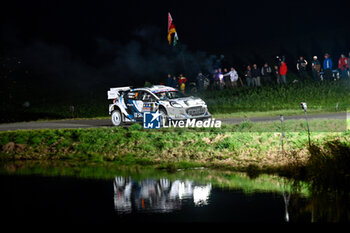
278,177,349,222
308,188,349,222
113,177,211,213
278,178,312,223
279,179,291,222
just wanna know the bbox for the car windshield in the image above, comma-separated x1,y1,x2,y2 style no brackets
155,91,186,100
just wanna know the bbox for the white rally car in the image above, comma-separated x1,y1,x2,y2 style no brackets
107,85,211,126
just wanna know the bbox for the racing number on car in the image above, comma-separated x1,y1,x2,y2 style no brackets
133,112,143,118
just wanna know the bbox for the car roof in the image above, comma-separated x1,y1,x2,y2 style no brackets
132,85,178,93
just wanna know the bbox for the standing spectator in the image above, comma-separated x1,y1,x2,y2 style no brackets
261,62,272,85
251,64,261,87
223,68,231,88
275,55,284,67
178,74,187,94
338,53,349,79
273,65,281,85
196,72,205,91
218,68,224,90
244,65,253,87
211,69,219,90
323,53,333,81
279,61,288,85
171,75,178,88
311,56,321,81
166,74,173,86
223,67,239,88
296,56,308,80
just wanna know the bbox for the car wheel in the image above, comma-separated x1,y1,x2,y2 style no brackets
111,109,122,126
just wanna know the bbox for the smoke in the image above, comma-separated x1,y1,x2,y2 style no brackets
1,26,219,96
97,26,217,85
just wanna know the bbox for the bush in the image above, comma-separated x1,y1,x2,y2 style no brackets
307,140,350,191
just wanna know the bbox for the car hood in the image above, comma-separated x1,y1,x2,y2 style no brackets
167,96,206,107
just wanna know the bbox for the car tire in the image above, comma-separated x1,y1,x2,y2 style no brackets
111,109,122,126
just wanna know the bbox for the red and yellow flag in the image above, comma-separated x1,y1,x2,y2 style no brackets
167,13,178,46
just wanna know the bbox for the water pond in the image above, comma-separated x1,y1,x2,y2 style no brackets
0,161,347,223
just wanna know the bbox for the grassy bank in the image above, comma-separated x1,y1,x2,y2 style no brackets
1,79,349,123
198,79,350,116
1,120,349,176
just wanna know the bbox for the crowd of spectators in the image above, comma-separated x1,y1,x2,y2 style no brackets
165,52,349,93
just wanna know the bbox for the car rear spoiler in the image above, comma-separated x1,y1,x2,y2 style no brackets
107,86,131,99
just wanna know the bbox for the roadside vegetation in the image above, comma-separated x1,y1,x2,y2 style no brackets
198,78,349,117
1,78,349,123
1,119,349,178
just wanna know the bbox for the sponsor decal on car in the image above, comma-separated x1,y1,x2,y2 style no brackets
142,103,152,112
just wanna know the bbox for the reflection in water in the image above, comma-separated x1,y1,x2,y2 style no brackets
278,179,291,222
113,176,211,213
2,161,348,222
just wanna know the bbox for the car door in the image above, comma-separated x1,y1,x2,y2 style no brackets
124,91,143,120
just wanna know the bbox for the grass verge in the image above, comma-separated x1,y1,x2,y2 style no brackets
1,119,349,178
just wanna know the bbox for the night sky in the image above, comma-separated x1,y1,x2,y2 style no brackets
1,0,350,87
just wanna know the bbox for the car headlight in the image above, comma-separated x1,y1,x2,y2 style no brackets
170,101,182,108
